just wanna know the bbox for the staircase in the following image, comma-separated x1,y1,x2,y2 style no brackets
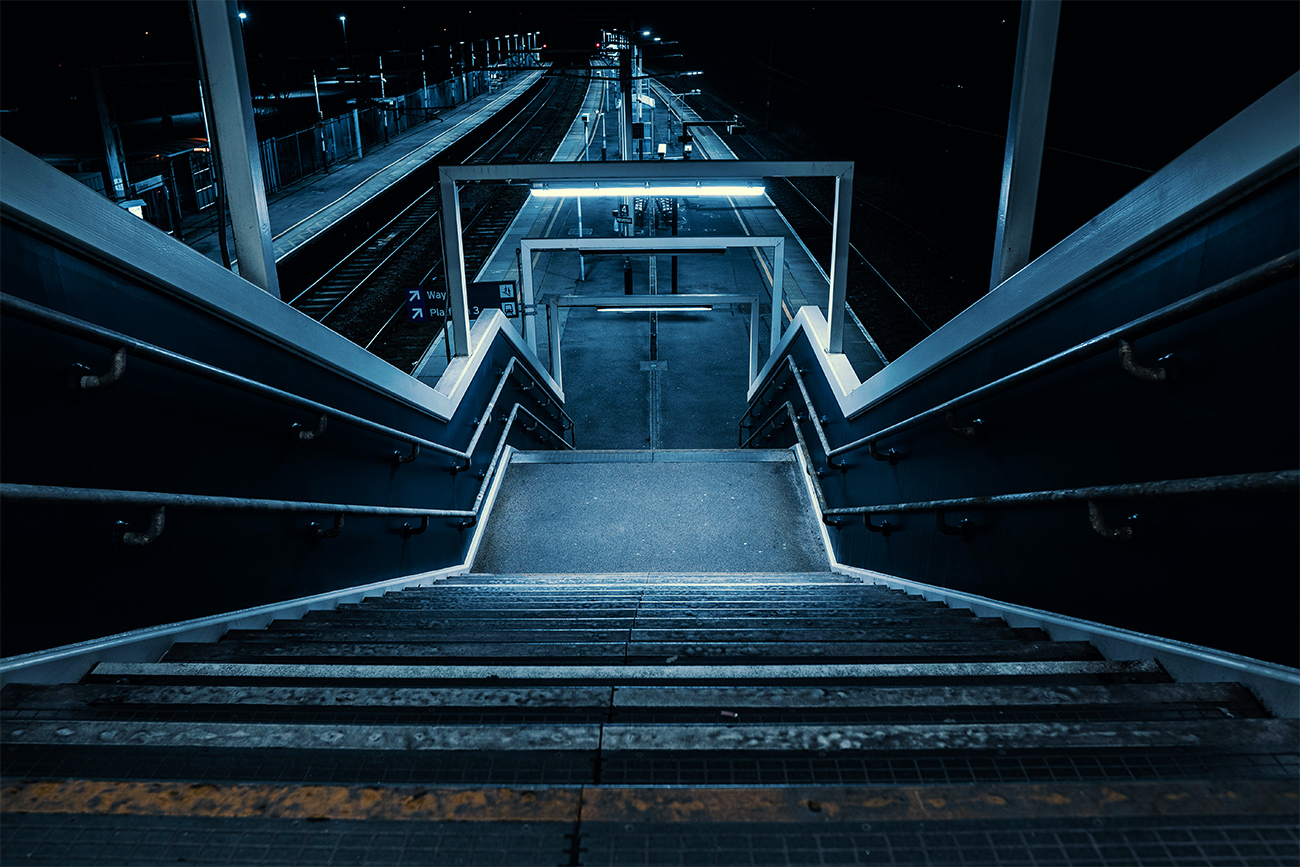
3,451,1297,866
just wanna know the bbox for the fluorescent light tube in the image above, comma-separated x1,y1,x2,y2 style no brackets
531,185,764,198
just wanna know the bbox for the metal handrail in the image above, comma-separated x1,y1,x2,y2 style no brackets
466,357,576,459
823,469,1299,539
822,470,1299,518
827,250,1298,461
738,400,835,523
462,401,573,529
740,358,837,465
0,399,572,543
0,483,475,519
1,294,570,470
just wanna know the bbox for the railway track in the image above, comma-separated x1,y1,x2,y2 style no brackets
369,70,589,372
286,192,441,323
287,68,590,374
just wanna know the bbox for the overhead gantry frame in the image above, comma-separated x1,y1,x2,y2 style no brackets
519,235,785,390
437,160,854,356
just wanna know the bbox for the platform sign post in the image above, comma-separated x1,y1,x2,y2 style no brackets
405,287,449,324
466,281,519,319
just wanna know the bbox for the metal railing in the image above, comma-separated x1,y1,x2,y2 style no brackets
1,294,571,472
740,357,836,466
1,295,573,544
740,251,1300,530
0,396,569,548
823,470,1300,539
826,250,1297,466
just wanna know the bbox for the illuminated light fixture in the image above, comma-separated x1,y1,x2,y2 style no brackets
597,308,712,313
531,183,764,198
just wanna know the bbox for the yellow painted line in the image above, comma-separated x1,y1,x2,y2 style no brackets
581,780,1300,824
5,779,1295,825
728,194,794,323
0,780,580,823
532,199,568,269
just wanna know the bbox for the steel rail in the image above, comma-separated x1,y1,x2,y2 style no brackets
366,70,590,364
739,358,835,466
286,187,442,309
8,294,571,471
828,250,1299,461
317,196,442,324
821,469,1300,519
0,483,474,520
286,71,570,315
1,293,475,469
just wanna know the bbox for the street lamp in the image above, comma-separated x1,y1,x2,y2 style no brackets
339,15,348,56
238,11,247,31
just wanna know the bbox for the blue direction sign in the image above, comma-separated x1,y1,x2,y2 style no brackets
467,281,518,319
405,287,448,323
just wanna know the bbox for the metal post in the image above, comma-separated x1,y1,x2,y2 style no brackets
90,67,128,200
577,196,585,280
191,0,280,297
671,196,678,293
439,166,470,356
547,294,562,389
519,246,538,352
826,166,853,352
990,0,1061,290
771,238,785,353
619,45,633,236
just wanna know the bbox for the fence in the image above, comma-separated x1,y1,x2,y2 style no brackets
258,70,493,194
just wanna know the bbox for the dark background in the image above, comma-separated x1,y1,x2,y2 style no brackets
1,1,1295,309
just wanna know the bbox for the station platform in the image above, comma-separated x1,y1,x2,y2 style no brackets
172,60,884,450
421,68,885,448
177,69,547,268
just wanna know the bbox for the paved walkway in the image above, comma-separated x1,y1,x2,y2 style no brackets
177,70,546,267
425,69,883,448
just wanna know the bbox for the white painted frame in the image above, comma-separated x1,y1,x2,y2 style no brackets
440,161,852,356
520,234,783,385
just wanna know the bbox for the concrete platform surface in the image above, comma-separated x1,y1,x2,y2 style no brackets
473,450,830,574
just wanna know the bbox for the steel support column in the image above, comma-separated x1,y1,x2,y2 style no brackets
990,0,1061,291
89,68,128,201
827,165,853,353
191,0,279,297
771,237,785,354
438,167,470,356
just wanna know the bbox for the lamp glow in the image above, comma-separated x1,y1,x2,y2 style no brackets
531,184,764,198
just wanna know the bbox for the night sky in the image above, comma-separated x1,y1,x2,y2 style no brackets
1,1,1295,271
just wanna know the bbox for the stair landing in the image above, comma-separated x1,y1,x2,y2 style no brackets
473,449,831,574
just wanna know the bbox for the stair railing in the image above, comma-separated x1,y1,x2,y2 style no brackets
739,399,836,523
0,295,573,544
739,356,838,468
741,250,1300,530
821,470,1299,539
825,250,1296,468
2,293,570,471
